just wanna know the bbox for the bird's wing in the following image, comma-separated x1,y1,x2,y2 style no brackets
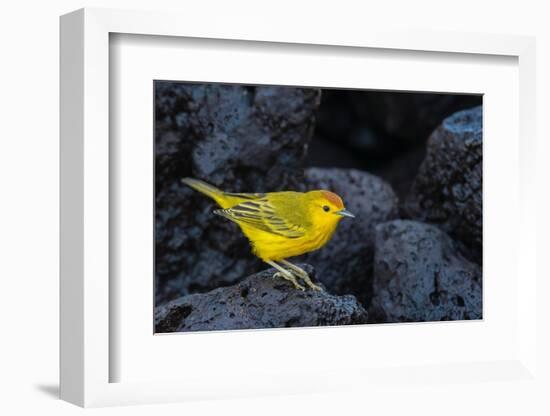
213,199,305,238
224,191,266,200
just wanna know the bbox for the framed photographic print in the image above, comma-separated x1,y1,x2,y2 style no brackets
60,7,539,408
152,81,483,333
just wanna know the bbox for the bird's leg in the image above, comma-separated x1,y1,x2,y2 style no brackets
265,260,305,291
279,260,322,291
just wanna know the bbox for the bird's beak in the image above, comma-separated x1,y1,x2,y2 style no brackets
336,209,355,218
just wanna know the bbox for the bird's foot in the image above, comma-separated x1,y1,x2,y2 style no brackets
294,270,322,291
273,272,305,291
304,280,323,291
281,262,323,291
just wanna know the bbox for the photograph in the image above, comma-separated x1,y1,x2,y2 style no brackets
2,0,539,412
153,81,483,333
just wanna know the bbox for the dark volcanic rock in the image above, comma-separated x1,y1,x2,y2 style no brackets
353,92,482,144
155,82,321,304
155,265,368,332
314,89,482,148
309,91,482,203
404,106,482,264
370,220,482,323
303,168,399,306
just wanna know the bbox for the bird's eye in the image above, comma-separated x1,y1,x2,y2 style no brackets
323,205,330,212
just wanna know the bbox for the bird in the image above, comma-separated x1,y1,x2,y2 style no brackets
181,178,355,291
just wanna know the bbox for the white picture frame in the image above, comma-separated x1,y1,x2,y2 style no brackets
60,7,538,408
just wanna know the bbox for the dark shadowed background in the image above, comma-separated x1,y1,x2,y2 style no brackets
154,82,482,332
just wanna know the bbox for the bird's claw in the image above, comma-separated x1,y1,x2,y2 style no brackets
295,272,323,291
308,283,323,291
273,272,306,291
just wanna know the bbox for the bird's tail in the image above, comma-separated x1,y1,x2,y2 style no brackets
181,177,228,207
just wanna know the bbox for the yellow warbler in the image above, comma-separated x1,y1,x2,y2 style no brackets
182,178,355,291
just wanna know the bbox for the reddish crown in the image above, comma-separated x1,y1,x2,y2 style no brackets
321,190,344,209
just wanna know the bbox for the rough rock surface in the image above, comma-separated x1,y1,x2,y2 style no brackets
369,220,482,323
155,265,368,332
303,167,399,306
155,82,321,304
404,106,482,263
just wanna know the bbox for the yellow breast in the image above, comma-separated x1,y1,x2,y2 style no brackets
238,221,337,261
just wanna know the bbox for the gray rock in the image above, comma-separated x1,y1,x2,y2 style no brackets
370,220,482,323
155,82,321,304
404,106,482,264
303,168,399,306
155,265,368,332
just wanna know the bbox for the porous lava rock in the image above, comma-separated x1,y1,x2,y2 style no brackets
155,265,368,332
369,220,482,323
404,106,482,263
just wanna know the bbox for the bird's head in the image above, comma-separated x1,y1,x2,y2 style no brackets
307,190,355,228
